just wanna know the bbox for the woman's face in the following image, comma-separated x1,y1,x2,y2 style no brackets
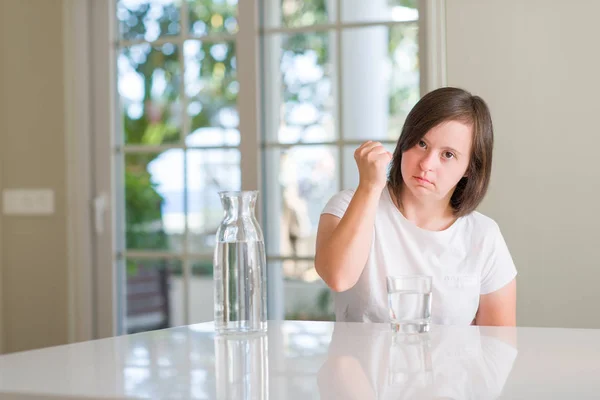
400,120,473,203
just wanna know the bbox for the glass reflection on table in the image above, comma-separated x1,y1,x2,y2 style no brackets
318,323,518,400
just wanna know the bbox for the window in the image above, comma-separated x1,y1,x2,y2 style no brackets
115,0,241,333
260,0,421,321
109,0,430,334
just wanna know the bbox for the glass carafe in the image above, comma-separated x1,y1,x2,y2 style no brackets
214,191,267,334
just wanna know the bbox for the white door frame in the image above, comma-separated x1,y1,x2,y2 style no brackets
89,0,119,339
63,0,118,341
62,0,95,343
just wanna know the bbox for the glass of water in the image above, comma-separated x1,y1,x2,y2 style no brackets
386,275,432,334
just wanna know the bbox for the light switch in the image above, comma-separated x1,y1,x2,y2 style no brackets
2,189,55,215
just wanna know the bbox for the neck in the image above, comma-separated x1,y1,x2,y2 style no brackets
390,185,457,231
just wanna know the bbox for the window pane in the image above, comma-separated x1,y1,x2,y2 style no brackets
342,24,419,141
187,149,241,255
189,258,215,323
263,33,337,143
188,0,238,36
341,0,418,23
184,40,240,146
343,143,396,189
125,258,182,333
264,146,338,261
263,0,335,29
125,150,184,251
118,43,182,145
117,0,181,41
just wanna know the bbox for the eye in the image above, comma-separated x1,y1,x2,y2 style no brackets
418,140,427,148
442,151,455,159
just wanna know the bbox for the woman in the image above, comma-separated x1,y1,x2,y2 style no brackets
315,87,517,326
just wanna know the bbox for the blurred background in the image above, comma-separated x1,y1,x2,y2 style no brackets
2,0,600,355
0,0,422,351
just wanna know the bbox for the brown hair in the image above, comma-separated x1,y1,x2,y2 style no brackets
388,87,494,217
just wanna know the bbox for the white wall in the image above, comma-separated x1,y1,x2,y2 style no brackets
446,0,600,328
0,0,69,352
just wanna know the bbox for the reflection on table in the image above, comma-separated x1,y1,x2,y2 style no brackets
318,323,517,400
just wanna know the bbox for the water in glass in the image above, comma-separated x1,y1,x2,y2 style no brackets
387,275,432,334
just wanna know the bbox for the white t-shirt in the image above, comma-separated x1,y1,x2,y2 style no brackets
321,188,518,325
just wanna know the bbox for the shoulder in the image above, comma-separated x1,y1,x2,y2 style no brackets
460,211,504,248
462,211,501,234
321,189,357,218
325,188,356,208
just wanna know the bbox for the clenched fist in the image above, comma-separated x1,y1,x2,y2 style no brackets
354,141,393,192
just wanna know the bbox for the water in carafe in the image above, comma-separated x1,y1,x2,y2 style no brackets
214,191,267,334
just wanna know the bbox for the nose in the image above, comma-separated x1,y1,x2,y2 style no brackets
419,151,437,172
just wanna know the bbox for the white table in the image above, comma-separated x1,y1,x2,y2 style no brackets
0,321,599,399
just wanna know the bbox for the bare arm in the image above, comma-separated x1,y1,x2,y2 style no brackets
315,186,382,292
315,141,392,292
475,278,517,326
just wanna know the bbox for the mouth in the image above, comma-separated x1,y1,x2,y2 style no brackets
414,176,433,185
